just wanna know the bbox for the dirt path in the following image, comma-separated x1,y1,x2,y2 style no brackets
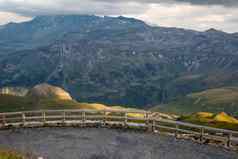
0,128,237,159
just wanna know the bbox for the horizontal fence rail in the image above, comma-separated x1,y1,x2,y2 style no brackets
0,109,237,150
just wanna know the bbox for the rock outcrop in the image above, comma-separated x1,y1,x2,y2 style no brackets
27,83,72,100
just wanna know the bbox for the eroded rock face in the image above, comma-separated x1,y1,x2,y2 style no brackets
27,83,72,100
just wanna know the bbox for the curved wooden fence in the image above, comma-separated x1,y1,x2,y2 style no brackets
0,109,238,150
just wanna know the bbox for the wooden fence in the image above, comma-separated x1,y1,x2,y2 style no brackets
0,109,237,150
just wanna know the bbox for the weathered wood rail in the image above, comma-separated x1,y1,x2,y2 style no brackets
0,109,238,150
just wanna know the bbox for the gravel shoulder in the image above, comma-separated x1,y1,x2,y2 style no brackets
0,128,237,159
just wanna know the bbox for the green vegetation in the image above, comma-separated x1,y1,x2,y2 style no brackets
152,87,238,117
0,95,34,112
0,83,147,112
0,94,144,113
0,83,113,112
179,112,238,131
0,94,107,112
0,149,26,159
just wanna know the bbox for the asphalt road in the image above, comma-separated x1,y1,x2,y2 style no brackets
0,128,237,159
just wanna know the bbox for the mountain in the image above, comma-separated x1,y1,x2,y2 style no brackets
152,87,238,117
1,15,238,108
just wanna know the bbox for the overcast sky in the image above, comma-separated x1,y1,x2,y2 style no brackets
0,0,238,33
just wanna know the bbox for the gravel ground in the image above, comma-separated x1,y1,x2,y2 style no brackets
0,128,237,159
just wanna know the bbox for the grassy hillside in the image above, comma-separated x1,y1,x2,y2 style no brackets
0,95,34,112
0,94,144,113
179,112,238,131
0,94,106,112
152,87,238,117
0,149,29,159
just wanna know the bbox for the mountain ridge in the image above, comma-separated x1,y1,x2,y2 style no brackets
1,15,238,108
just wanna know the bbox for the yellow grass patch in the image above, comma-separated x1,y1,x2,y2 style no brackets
213,112,238,124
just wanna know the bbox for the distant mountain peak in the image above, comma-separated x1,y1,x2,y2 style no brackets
205,28,225,34
31,14,101,25
34,14,99,20
30,15,147,27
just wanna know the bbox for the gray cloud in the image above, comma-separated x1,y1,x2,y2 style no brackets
0,0,237,17
174,0,238,6
0,0,150,16
93,0,238,7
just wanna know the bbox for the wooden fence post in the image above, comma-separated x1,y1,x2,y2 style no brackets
200,127,204,143
152,119,156,132
227,133,232,148
102,110,106,126
175,124,179,138
82,111,86,126
145,113,149,126
42,111,46,124
124,112,128,128
146,113,153,132
62,111,66,124
22,113,26,126
2,114,6,126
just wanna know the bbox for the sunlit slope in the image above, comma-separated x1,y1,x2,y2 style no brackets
152,87,238,116
0,149,27,159
179,112,238,131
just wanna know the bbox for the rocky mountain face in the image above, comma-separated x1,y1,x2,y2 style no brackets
1,15,238,108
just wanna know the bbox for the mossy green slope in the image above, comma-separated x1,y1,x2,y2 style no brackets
0,94,142,113
0,149,26,159
179,112,238,131
152,87,238,117
0,83,117,112
0,94,105,112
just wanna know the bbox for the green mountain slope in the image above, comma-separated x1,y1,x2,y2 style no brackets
2,15,238,108
152,87,238,117
0,83,143,113
0,84,106,112
0,94,79,112
179,112,238,131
